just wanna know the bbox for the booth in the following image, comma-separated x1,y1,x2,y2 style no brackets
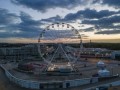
98,69,110,77
97,61,106,68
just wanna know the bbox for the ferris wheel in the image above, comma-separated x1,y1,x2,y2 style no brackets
38,23,82,68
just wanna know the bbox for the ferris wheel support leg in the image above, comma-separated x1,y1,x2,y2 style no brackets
59,44,74,70
50,45,59,63
38,43,52,71
60,44,71,62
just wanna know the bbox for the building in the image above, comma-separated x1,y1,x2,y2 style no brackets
0,44,40,61
111,51,120,60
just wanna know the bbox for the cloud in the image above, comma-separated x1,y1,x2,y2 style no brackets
82,15,120,25
40,8,120,35
17,12,42,32
40,9,120,23
81,27,95,32
11,0,84,12
81,14,120,35
82,15,120,34
64,9,119,21
0,8,18,25
0,6,120,38
95,30,120,34
40,9,119,23
38,9,120,35
0,10,43,38
102,0,120,8
93,0,120,8
11,12,44,38
41,15,62,23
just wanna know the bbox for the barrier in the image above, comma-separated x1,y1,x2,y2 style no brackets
0,64,98,89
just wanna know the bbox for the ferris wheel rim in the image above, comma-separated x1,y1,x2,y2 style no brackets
38,23,82,65
39,23,82,43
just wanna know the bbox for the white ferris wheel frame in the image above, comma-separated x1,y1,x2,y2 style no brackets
38,23,83,66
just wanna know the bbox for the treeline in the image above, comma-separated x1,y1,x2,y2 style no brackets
0,43,27,48
68,43,120,50
0,43,120,50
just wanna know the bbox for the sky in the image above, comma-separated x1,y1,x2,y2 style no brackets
0,0,120,43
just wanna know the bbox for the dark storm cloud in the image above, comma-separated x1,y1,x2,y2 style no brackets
39,8,120,34
10,12,44,38
17,12,42,32
64,9,119,21
39,9,120,23
41,15,62,23
0,8,18,25
1,5,120,38
11,0,84,12
82,15,120,34
99,25,120,30
20,12,41,26
93,0,120,8
95,30,120,34
102,0,120,8
81,27,95,32
0,31,40,38
82,15,120,25
0,10,43,38
81,13,120,34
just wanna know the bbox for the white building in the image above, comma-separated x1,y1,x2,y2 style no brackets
98,69,110,77
97,61,106,68
0,44,39,60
